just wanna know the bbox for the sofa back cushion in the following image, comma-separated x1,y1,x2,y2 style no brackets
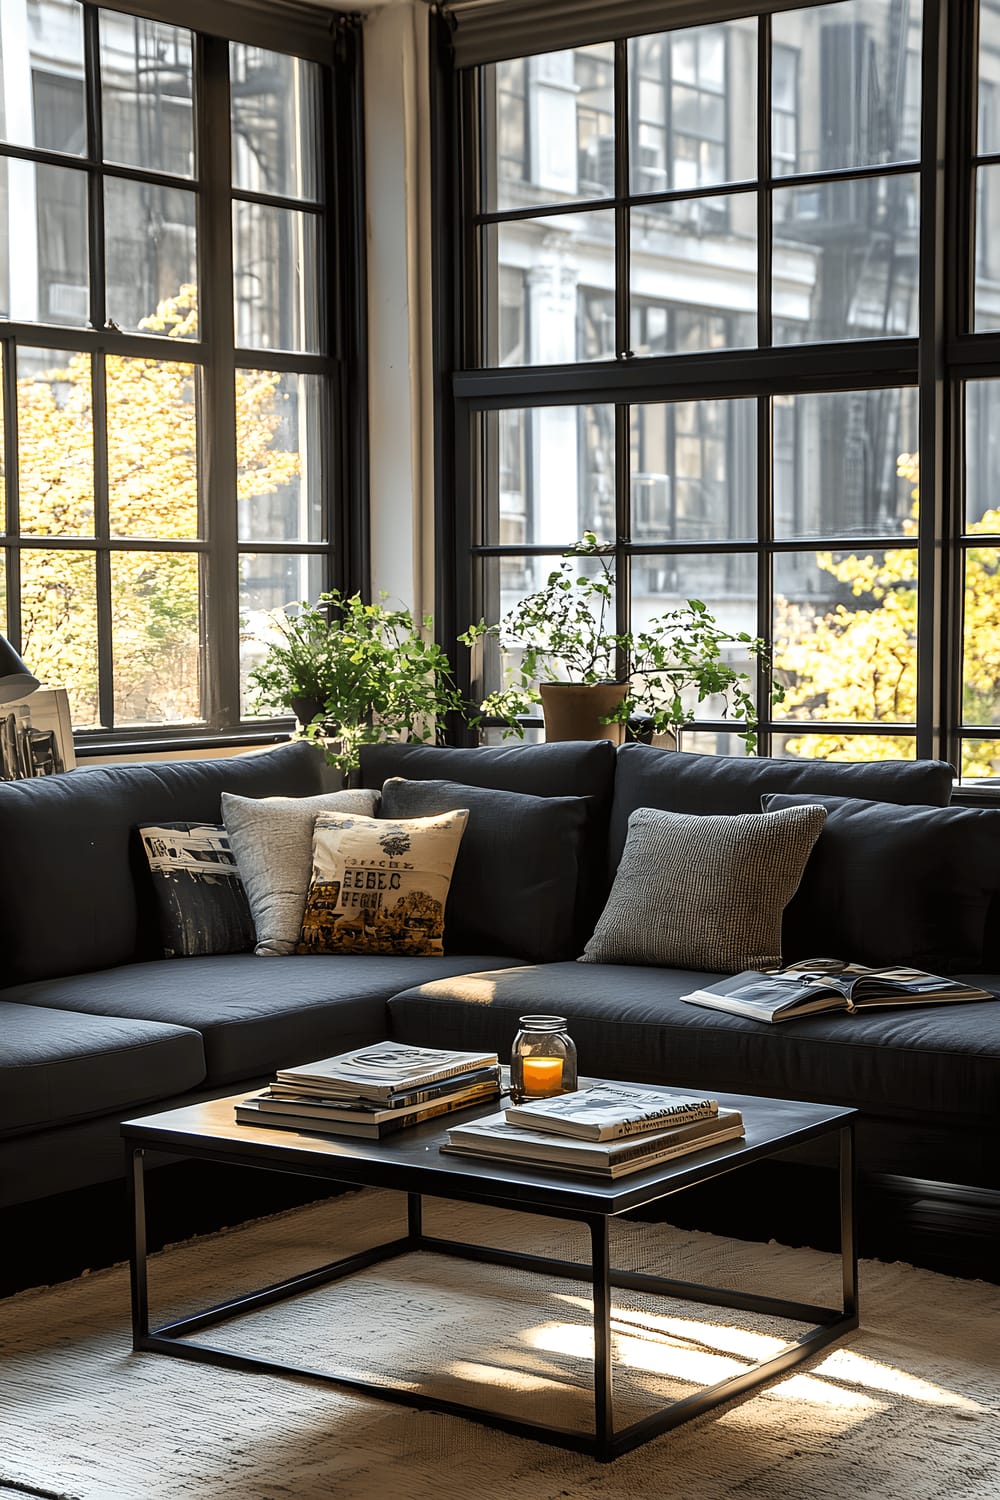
609,743,955,872
360,740,618,945
0,740,326,986
379,776,588,962
764,792,1000,972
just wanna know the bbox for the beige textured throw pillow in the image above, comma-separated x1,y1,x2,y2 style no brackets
222,788,379,955
580,803,827,973
298,807,469,957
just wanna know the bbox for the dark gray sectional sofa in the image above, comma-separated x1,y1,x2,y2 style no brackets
2,735,998,1213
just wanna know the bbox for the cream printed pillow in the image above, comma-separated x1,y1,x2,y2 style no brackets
298,808,469,957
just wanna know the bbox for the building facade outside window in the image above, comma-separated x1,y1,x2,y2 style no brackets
0,0,363,750
442,0,1000,781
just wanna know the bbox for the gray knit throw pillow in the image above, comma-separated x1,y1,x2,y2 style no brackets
580,803,827,973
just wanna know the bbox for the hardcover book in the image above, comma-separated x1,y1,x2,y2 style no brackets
247,1076,500,1127
441,1107,744,1178
276,1043,500,1102
505,1083,718,1140
681,961,995,1024
235,1087,498,1140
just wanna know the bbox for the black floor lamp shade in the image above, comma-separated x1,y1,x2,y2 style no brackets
0,634,40,704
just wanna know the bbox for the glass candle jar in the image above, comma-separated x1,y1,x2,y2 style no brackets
510,1015,578,1104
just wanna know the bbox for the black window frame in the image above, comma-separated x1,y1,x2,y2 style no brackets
0,1,368,758
432,0,1000,792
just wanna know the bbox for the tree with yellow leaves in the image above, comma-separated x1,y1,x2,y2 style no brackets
775,451,1000,774
13,285,300,728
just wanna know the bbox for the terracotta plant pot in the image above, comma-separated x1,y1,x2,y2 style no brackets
538,680,629,744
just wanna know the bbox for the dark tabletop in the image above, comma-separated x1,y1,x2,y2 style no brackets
122,1083,855,1219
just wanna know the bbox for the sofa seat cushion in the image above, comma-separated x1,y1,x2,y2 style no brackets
387,962,1000,1128
4,954,525,1088
0,1002,206,1138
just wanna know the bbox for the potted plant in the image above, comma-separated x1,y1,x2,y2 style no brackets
461,534,777,752
247,589,484,775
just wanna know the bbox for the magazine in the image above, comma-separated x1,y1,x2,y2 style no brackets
681,960,995,1024
263,1066,501,1114
505,1083,718,1140
276,1043,500,1102
441,1107,745,1178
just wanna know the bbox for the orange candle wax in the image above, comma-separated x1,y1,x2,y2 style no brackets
522,1055,563,1096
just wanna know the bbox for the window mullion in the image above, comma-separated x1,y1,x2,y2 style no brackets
915,0,952,762
92,353,114,730
195,34,239,733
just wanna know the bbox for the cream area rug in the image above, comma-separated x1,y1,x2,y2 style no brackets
1,1188,998,1500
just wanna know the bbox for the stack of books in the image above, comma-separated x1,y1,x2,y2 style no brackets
441,1082,745,1179
235,1042,501,1140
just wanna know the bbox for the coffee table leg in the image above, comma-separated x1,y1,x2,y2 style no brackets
841,1123,858,1319
126,1145,149,1348
407,1192,423,1243
590,1214,614,1454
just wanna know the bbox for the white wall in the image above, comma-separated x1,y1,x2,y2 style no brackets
363,0,434,620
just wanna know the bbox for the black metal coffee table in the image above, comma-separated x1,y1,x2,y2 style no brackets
122,1086,857,1462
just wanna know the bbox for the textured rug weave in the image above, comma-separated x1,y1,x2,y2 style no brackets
1,1189,998,1500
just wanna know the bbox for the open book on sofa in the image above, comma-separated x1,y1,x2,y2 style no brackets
681,961,995,1024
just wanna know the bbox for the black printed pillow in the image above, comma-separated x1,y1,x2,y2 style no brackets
140,821,255,958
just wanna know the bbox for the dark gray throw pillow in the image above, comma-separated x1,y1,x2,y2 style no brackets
763,793,1000,973
362,740,618,948
580,803,826,973
379,776,588,962
609,743,955,872
139,822,254,959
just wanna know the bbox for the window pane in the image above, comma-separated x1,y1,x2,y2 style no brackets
774,729,917,761
231,45,322,201
773,174,919,342
477,552,618,704
234,202,320,352
772,0,922,177
979,0,1000,156
20,548,99,727
487,44,614,213
0,159,89,326
486,211,616,366
975,164,1000,331
628,21,757,194
773,389,918,540
631,553,757,722
773,547,918,724
100,13,194,177
481,404,615,550
239,552,326,715
631,196,757,353
17,348,93,537
963,543,1000,725
111,551,201,725
105,181,197,336
966,381,1000,532
0,346,4,533
961,738,1000,779
630,400,756,543
237,370,325,543
0,0,86,154
680,729,750,757
107,357,198,539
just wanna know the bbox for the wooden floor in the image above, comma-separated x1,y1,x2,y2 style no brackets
3,1157,997,1299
